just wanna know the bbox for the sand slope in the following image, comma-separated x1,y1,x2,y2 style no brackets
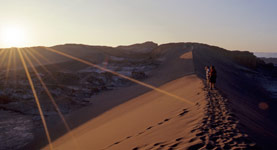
47,75,205,150
45,76,258,150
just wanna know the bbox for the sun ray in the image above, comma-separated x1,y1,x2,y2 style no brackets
29,48,56,65
5,49,13,85
17,48,53,150
44,47,194,105
0,49,9,70
22,50,79,150
12,48,18,85
0,49,7,57
28,48,61,72
24,48,57,81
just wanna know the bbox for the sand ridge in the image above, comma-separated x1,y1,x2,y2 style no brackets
188,86,258,150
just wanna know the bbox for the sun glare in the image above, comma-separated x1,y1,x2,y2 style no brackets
1,25,27,48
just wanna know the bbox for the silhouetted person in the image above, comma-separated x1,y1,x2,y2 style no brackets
205,66,210,85
209,66,217,90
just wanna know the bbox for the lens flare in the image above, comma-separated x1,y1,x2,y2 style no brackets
17,48,53,150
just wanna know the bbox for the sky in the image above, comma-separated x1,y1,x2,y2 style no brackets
0,0,276,52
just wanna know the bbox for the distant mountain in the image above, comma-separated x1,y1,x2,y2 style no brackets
116,41,158,54
0,41,159,70
253,52,277,66
254,52,277,58
260,57,277,66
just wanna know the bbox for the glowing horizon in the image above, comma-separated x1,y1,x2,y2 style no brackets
0,25,29,48
0,0,276,52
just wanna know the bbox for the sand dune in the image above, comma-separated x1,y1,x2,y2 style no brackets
3,42,275,149
48,75,205,150
36,43,269,150
46,76,258,150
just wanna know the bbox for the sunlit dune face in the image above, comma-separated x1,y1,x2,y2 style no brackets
0,25,27,48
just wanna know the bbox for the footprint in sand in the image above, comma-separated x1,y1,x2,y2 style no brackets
168,142,181,149
157,122,164,125
178,109,189,117
145,137,185,150
187,143,205,150
153,142,162,146
188,87,258,150
158,118,172,125
164,118,170,122
113,141,120,145
137,131,145,135
146,142,165,149
175,137,183,141
106,117,175,149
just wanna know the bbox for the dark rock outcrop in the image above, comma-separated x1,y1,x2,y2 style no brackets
131,71,147,79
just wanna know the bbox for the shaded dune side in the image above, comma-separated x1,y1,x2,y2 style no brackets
192,43,277,149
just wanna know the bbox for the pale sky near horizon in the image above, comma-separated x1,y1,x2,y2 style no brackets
0,0,276,52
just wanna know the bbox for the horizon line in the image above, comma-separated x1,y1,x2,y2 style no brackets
0,41,276,53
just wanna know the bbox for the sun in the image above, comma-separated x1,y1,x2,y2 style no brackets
1,25,27,48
